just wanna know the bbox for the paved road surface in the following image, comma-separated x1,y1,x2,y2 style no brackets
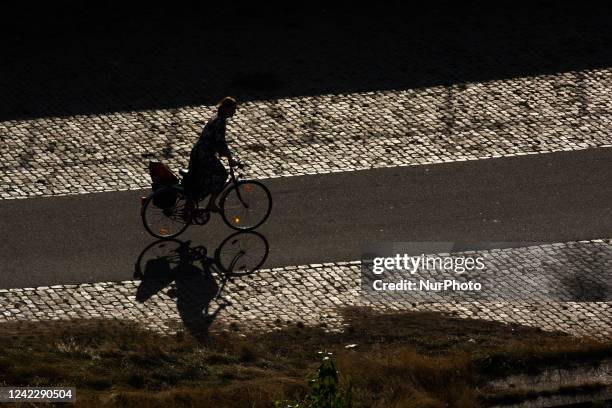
1,147,611,289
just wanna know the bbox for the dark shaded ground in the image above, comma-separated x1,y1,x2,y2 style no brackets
0,309,610,407
2,1,612,120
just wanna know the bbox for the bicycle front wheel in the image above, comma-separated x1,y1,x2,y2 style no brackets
220,180,272,231
141,186,191,239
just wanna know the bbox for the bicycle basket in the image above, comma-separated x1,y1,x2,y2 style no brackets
149,162,179,209
152,184,178,209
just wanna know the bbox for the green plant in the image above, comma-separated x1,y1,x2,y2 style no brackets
276,352,353,408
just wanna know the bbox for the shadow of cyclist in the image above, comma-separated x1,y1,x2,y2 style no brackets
134,231,269,339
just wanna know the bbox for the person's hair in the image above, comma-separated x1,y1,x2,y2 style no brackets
217,96,237,112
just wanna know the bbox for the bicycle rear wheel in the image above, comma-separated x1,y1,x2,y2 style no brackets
141,186,191,239
220,180,272,231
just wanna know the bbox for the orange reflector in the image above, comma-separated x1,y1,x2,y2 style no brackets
159,228,169,235
244,185,253,192
140,196,147,206
233,216,241,224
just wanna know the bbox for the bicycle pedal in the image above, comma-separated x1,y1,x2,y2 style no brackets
192,209,211,225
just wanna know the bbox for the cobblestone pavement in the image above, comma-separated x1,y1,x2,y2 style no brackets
2,68,612,200
1,240,610,339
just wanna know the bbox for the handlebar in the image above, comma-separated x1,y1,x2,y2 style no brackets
227,159,245,181
229,158,245,169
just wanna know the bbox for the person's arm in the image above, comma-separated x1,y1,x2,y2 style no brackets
215,121,240,166
213,119,230,156
217,138,232,159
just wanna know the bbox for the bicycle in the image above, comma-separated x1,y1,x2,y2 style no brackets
141,161,272,239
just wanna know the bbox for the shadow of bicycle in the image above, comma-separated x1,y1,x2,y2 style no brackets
133,231,269,339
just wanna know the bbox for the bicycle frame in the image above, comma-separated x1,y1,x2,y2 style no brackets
180,163,249,211
225,164,250,209
141,161,271,238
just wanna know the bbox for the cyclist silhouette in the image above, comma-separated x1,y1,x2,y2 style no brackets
142,96,272,238
183,96,241,212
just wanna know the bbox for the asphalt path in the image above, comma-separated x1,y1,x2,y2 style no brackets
1,147,611,289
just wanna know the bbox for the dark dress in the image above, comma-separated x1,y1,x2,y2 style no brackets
183,114,230,198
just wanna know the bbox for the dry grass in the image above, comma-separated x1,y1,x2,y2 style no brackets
0,309,610,407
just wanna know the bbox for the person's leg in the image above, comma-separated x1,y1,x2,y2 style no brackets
203,160,228,212
204,192,221,212
180,172,198,222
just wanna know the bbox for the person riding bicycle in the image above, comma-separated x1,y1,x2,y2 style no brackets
183,96,241,212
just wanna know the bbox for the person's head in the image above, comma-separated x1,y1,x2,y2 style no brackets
217,96,237,119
